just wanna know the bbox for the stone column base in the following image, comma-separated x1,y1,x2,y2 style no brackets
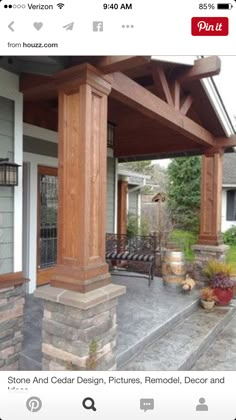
0,284,25,370
192,244,230,282
34,283,126,371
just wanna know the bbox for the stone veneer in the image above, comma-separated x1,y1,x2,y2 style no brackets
192,244,230,282
35,283,126,371
0,284,25,370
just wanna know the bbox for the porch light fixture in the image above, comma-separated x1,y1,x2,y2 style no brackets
107,122,115,148
0,158,20,187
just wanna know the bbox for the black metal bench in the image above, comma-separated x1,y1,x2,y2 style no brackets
105,233,159,286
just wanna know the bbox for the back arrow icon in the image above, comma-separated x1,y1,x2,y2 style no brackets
8,21,14,32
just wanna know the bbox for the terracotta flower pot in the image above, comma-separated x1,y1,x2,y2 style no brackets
213,287,233,306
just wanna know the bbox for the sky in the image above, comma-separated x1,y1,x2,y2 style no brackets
155,56,236,169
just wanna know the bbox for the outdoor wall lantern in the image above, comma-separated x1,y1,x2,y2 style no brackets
0,158,20,187
107,122,116,148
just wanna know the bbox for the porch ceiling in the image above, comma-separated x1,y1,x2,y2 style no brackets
108,98,204,161
17,55,236,159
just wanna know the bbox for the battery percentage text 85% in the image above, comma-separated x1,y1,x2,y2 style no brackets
199,3,215,9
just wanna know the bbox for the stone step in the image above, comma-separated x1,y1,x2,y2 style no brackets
192,311,236,370
121,304,236,370
117,297,199,368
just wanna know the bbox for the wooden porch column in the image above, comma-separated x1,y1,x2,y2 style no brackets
198,150,223,246
117,179,128,235
51,64,112,293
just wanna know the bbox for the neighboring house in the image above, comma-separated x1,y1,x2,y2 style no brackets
118,168,152,232
222,152,236,232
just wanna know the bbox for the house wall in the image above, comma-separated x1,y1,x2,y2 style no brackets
0,69,23,276
222,188,236,232
0,97,14,274
128,189,139,215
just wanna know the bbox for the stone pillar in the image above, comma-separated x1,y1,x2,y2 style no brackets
192,244,229,282
50,64,112,293
193,150,229,281
117,179,128,235
0,275,26,370
35,283,125,370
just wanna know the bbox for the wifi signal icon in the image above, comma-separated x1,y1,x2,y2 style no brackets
57,3,65,9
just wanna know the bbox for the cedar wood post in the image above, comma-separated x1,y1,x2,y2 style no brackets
50,64,112,293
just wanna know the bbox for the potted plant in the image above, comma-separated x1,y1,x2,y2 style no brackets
200,287,218,310
209,273,234,306
203,260,234,306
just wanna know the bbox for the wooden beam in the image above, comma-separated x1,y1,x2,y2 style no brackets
21,80,57,101
178,56,221,85
180,95,193,116
171,80,181,111
97,56,151,74
20,73,52,91
214,136,236,149
203,136,236,154
0,272,29,289
151,63,174,106
111,72,215,147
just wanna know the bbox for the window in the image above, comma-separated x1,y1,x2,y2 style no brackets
226,190,236,221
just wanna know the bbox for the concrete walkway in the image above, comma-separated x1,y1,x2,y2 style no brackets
19,277,236,371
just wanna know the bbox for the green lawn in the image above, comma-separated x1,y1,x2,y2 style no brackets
226,245,236,274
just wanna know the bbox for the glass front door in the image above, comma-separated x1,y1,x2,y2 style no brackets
37,166,58,285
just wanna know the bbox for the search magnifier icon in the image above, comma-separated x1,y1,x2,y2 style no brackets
82,397,97,412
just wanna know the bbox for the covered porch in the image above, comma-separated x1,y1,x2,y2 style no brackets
1,55,236,370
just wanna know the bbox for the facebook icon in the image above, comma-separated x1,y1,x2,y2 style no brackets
93,21,104,32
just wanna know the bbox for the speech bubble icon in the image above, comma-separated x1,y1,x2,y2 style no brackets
140,398,154,412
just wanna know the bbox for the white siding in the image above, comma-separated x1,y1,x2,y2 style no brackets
128,189,139,216
0,97,14,274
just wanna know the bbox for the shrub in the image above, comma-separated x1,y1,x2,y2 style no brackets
127,213,139,236
203,260,233,278
127,213,150,236
168,230,197,261
223,226,236,245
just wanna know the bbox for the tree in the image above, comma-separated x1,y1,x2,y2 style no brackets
167,156,201,232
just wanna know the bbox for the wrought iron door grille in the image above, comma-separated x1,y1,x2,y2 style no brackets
39,174,58,268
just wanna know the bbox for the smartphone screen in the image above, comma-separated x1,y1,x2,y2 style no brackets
0,1,235,419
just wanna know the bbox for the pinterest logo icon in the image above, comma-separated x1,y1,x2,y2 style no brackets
26,396,42,412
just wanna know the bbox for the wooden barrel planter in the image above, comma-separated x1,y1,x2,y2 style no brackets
162,250,186,288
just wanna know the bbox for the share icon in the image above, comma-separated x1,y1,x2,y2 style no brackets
63,22,74,30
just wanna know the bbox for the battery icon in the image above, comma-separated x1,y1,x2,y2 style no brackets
217,3,233,9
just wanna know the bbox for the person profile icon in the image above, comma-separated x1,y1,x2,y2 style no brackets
196,397,208,411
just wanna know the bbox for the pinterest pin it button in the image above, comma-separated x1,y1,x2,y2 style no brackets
191,17,229,36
